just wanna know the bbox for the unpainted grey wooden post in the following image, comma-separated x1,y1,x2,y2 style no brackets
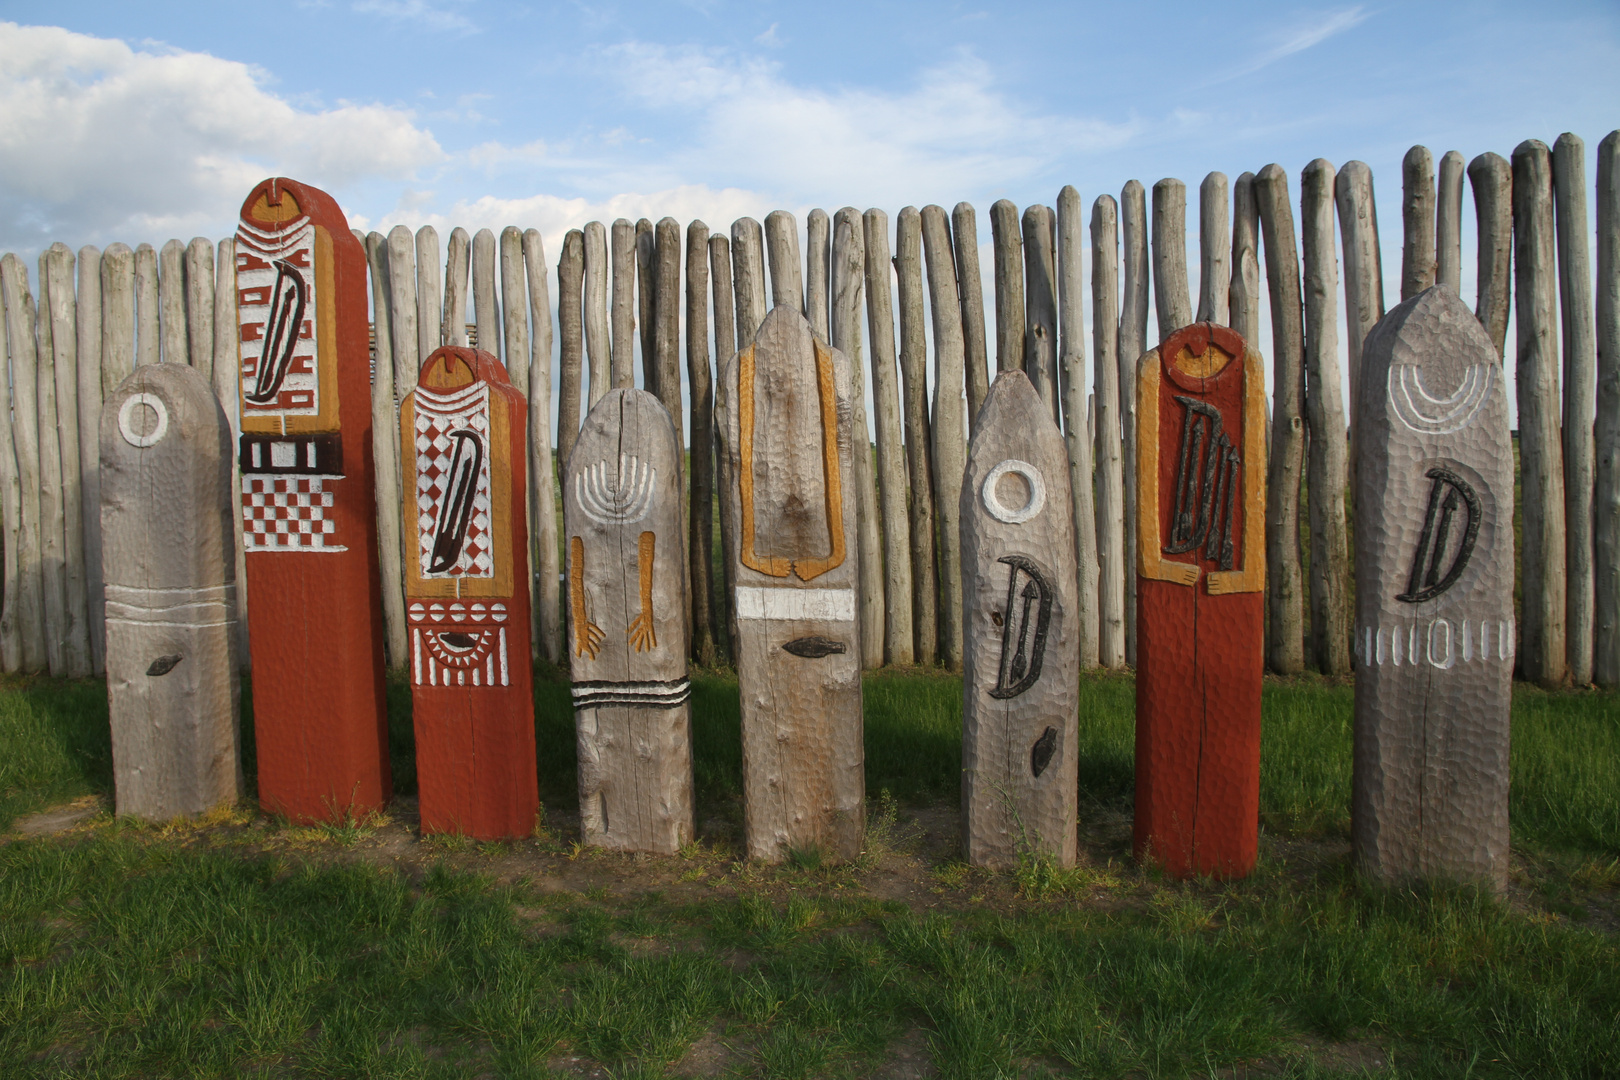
924,205,967,669
77,245,106,675
896,208,938,664
765,210,805,316
730,217,767,345
686,220,717,664
583,221,610,407
834,207,884,669
365,233,407,670
102,362,242,819
524,228,560,666
1152,178,1194,336
211,238,247,665
1302,159,1352,675
184,238,214,381
863,209,914,665
1468,153,1513,358
1435,151,1465,291
134,243,159,369
1021,205,1060,423
386,226,419,403
558,229,587,470
1255,163,1307,674
34,253,69,675
445,226,470,347
416,225,443,360
43,245,92,677
1056,187,1100,668
807,209,831,339
0,270,18,671
709,231,739,661
2,255,46,671
961,370,1079,868
1596,131,1620,688
653,218,684,447
159,239,187,364
1119,180,1149,666
500,226,530,398
990,199,1025,374
1335,161,1385,425
1230,173,1263,343
1514,139,1569,687
1197,173,1230,324
1354,284,1514,892
954,202,991,432
473,227,502,364
1401,146,1436,301
637,219,657,392
1091,194,1126,670
1554,133,1597,686
610,219,636,390
101,244,137,392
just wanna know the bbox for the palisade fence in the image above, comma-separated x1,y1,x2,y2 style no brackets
2,134,1617,688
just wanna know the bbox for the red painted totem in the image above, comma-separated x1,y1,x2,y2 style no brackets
1134,323,1267,878
237,177,389,823
402,346,538,839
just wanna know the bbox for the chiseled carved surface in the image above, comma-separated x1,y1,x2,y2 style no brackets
1354,284,1514,891
717,306,864,862
960,371,1079,869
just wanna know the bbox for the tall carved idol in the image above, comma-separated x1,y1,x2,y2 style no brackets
960,371,1080,868
1354,285,1514,891
403,346,538,839
717,306,864,862
1135,323,1267,878
236,177,389,822
564,388,693,853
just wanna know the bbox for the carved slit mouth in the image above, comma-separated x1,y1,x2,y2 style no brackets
438,632,480,653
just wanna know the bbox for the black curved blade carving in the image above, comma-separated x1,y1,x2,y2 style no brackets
246,259,307,404
1030,726,1058,777
782,636,846,658
428,429,484,574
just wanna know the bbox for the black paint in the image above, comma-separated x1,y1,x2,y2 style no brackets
246,260,307,405
146,655,183,677
438,632,480,651
990,555,1054,700
782,636,847,658
1397,467,1481,604
1030,726,1058,777
428,429,485,574
1164,395,1240,570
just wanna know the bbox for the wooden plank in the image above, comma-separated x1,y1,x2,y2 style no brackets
557,229,586,471
387,226,420,402
765,210,805,315
184,238,214,380
34,254,68,675
445,227,470,347
1596,131,1620,688
716,307,863,860
583,221,610,406
236,177,390,823
863,209,914,665
961,370,1080,867
730,217,768,346
1354,284,1514,891
416,226,443,359
1302,159,1352,676
1334,161,1385,425
1120,181,1149,667
610,219,636,389
1197,173,1230,325
76,245,106,676
953,203,990,433
473,227,501,363
1554,133,1597,686
1136,323,1267,879
43,245,92,677
924,205,967,669
1021,205,1060,421
500,226,530,399
565,387,693,851
212,239,248,666
403,346,538,838
1152,179,1193,336
686,220,718,664
1513,140,1569,687
990,199,1025,374
101,361,242,818
897,207,938,665
1401,146,1436,301
1255,164,1307,675
159,239,187,364
365,232,408,671
1091,194,1126,670
135,243,159,368
524,229,559,665
637,219,657,392
1056,187,1101,669
709,232,739,662
1468,153,1513,357
833,207,883,670
1435,151,1465,291
807,209,831,339
2,254,47,671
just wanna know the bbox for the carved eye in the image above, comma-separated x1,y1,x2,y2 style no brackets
438,632,479,652
991,611,1003,627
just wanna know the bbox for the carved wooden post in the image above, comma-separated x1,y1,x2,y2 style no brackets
235,177,389,823
102,362,241,819
401,346,537,839
563,388,693,852
1135,323,1267,878
717,306,864,861
1353,285,1514,891
961,371,1079,868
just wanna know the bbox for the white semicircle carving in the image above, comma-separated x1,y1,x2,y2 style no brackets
1389,361,1492,434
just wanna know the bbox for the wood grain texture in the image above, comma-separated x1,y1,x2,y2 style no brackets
1353,285,1514,891
473,228,501,363
365,233,407,671
1152,179,1193,336
1255,164,1307,675
730,218,767,347
76,245,106,675
558,229,586,469
709,233,739,662
653,218,683,447
416,226,443,360
1197,173,1230,325
765,210,805,316
1,254,46,670
1055,188,1100,669
1468,153,1513,358
1091,195,1126,670
1021,205,1060,423
897,208,938,664
863,209,915,665
1514,140,1569,687
1401,146,1437,301
101,244,137,393
953,202,991,432
500,227,529,399
1597,131,1620,688
1435,151,1465,292
101,362,241,819
990,199,1025,374
807,209,831,340
135,243,159,369
686,221,717,664
159,239,187,364
35,253,68,675
1136,324,1267,879
1553,133,1596,686
1334,161,1386,427
833,207,884,670
961,371,1079,867
212,239,247,665
583,221,610,406
924,206,968,669
523,228,560,665
1120,181,1149,667
637,219,657,393
386,226,419,404
0,264,19,671
717,307,864,860
44,245,92,677
445,227,470,348
184,238,214,378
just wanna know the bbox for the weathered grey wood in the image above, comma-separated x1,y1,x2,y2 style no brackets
76,246,106,675
831,208,882,670
1554,133,1597,686
1021,205,1060,422
990,199,1025,373
101,244,137,393
0,272,18,671
807,208,831,339
386,226,420,403
211,238,247,666
731,217,768,346
1435,151,1465,291
445,227,470,347
686,221,717,664
416,226,443,359
102,362,241,819
960,370,1079,868
43,246,91,677
637,218,657,393
764,210,805,316
1152,179,1194,337
34,255,68,674
1302,159,1352,676
653,218,683,448
1255,163,1307,675
524,228,559,666
2,255,46,671
896,207,938,664
610,219,636,389
1468,153,1513,358
1334,161,1386,423
1056,187,1101,669
473,227,501,362
1401,146,1437,301
1596,131,1620,688
924,205,968,669
1119,180,1149,666
1354,284,1514,892
565,388,693,851
709,232,738,662
500,226,529,398
135,243,159,369
1197,173,1230,325
583,221,610,406
159,239,187,364
953,202,991,432
558,229,586,470
863,209,915,665
365,233,407,670
1230,173,1262,343
1091,195,1126,670
184,238,214,380
716,307,864,860
1515,139,1569,687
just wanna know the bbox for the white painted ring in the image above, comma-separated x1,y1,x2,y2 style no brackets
118,392,169,448
982,459,1046,524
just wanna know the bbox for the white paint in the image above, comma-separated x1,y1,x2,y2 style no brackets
1428,618,1454,669
576,453,656,525
1359,618,1513,667
1388,361,1493,434
735,586,856,622
117,392,169,448
270,441,296,467
981,457,1046,524
499,626,508,685
413,628,422,684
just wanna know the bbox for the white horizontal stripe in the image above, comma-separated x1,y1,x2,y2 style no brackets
734,586,855,622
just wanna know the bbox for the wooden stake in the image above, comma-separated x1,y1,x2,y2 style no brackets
0,265,20,671
924,205,967,669
1401,146,1436,301
1197,173,1230,325
213,238,248,665
33,254,68,675
807,209,831,339
1554,134,1597,686
896,207,938,664
1334,161,1386,425
765,210,805,315
135,243,159,368
709,232,738,662
583,221,610,406
365,233,407,671
2,255,46,670
653,218,683,447
833,207,883,670
1120,181,1149,667
1091,194,1126,669
1151,179,1193,339
184,238,214,380
686,220,717,664
159,239,187,364
1056,187,1101,668
446,227,470,347
731,217,767,345
610,219,636,389
637,219,657,393
1022,205,1060,422
43,246,91,676
1435,151,1465,291
473,227,501,362
500,226,530,398
525,228,559,665
558,229,586,469
387,226,420,402
862,209,914,666
416,226,443,358
990,199,1025,373
953,203,991,432
1595,130,1620,688
76,245,106,675
1469,153,1513,358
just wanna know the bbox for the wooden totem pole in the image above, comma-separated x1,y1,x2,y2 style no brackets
1353,285,1514,891
1135,322,1267,878
403,346,539,839
236,177,389,822
563,388,693,852
717,306,865,862
101,363,242,819
960,371,1080,868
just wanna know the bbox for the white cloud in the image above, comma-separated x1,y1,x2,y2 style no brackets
0,22,443,250
351,0,477,34
1209,6,1371,83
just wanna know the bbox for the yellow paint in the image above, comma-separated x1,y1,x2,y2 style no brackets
570,535,604,659
1206,348,1268,595
1172,343,1234,379
628,531,657,651
1135,349,1200,588
247,188,302,223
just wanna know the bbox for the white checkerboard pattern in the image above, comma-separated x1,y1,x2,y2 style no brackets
242,476,345,551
